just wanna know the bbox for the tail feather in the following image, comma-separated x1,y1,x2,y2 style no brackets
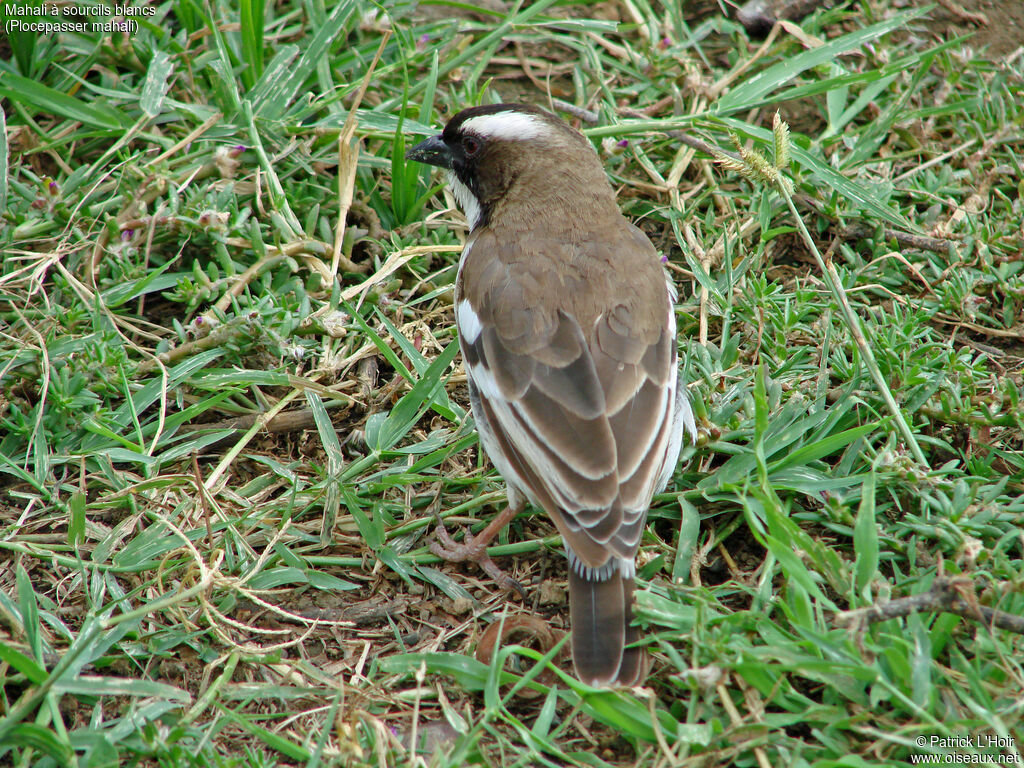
568,567,646,686
615,586,648,687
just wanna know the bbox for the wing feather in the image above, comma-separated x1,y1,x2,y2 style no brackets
456,229,688,571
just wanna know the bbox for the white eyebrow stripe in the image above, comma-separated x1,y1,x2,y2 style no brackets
459,111,547,141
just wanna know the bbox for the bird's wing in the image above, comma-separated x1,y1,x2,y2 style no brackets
456,227,680,571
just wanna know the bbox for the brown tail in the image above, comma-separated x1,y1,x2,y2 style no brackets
568,568,647,687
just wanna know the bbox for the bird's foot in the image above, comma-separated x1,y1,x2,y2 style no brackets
431,520,526,600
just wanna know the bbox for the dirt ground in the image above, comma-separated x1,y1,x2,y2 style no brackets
918,0,1024,55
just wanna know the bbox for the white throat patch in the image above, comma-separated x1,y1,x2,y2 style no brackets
446,170,482,230
459,110,546,142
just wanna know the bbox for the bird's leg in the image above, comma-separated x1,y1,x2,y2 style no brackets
431,499,526,598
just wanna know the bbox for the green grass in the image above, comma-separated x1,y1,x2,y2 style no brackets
1,0,1023,765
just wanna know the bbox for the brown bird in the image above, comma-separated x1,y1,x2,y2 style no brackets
406,103,696,687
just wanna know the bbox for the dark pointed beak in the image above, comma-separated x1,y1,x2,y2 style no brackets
405,133,452,169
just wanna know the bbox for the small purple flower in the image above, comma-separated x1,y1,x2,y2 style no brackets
416,33,430,51
660,253,669,263
617,139,629,148
49,180,59,195
121,229,134,241
659,37,671,49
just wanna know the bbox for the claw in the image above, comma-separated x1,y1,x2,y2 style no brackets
429,518,526,600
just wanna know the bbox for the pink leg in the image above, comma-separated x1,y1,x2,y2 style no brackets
431,500,526,598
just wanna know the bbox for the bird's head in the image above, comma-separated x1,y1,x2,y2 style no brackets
406,103,615,231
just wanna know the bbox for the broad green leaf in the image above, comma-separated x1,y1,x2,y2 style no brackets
0,72,125,129
55,675,191,701
854,472,879,599
140,50,174,117
373,340,459,451
0,106,6,211
713,9,927,114
0,723,73,763
252,0,357,121
16,564,42,660
0,642,47,684
68,490,86,547
220,709,311,760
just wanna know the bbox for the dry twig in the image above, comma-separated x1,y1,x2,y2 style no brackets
835,577,1024,635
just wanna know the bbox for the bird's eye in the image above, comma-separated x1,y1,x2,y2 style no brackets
462,136,481,156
